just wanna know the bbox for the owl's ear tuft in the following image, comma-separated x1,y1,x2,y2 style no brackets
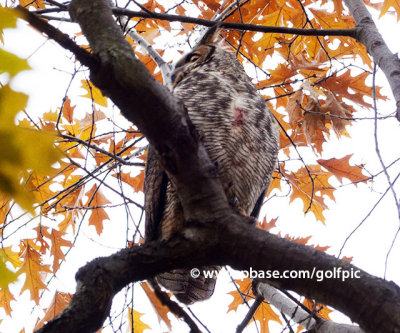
198,20,223,46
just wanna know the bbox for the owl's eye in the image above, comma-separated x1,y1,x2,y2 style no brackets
186,53,201,63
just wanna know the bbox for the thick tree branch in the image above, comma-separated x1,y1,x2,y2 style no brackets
343,0,400,120
36,217,400,332
25,0,400,332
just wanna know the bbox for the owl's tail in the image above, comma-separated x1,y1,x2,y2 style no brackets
156,266,220,304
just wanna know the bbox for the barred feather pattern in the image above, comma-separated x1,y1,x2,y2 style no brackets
145,39,279,304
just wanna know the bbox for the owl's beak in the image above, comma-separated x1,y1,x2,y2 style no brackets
171,71,184,90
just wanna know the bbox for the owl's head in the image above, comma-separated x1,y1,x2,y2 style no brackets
171,26,222,89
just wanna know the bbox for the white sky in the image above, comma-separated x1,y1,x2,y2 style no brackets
1,2,400,332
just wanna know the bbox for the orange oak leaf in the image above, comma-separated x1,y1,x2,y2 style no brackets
227,278,281,333
80,108,106,127
141,282,172,329
302,98,329,154
283,165,335,223
227,278,253,313
62,121,96,142
319,70,386,108
1,245,22,269
61,97,75,123
286,90,303,127
35,292,72,330
267,170,282,196
253,301,282,333
309,8,354,29
113,169,145,193
86,184,111,235
303,299,332,321
283,235,330,252
40,228,73,272
128,308,151,333
380,0,400,20
257,216,278,232
0,287,15,316
18,0,45,9
318,154,367,185
17,240,52,304
33,226,50,255
94,152,111,166
57,182,85,233
321,92,353,135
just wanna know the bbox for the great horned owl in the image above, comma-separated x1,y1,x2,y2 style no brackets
144,30,279,304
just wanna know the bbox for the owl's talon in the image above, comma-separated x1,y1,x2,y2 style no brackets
214,161,220,169
231,196,239,207
228,180,235,188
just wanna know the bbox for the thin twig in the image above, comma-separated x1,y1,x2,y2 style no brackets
338,171,400,257
111,7,358,38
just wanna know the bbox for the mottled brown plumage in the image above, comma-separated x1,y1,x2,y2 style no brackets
144,32,279,304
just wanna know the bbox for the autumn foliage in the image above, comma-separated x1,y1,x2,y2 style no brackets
0,0,399,332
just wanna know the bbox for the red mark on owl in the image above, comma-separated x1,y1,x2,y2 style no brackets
233,106,245,127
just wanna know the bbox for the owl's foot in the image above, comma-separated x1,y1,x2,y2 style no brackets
230,197,253,223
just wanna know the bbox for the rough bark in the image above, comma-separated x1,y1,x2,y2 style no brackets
31,0,400,332
344,0,400,119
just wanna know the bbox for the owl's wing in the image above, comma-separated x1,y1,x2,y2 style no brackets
144,145,169,242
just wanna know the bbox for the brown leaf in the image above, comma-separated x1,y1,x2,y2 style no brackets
253,301,282,333
227,278,253,313
113,169,145,193
287,90,303,127
257,216,278,232
17,240,51,304
62,97,75,123
0,287,15,316
283,165,335,223
322,92,352,135
35,292,72,330
318,154,367,184
141,282,172,329
86,184,111,235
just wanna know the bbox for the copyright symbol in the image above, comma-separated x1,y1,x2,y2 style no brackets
190,268,200,278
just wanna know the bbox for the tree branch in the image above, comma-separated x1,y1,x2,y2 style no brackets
112,7,358,38
36,215,400,332
343,0,400,120
30,5,359,38
118,15,174,88
254,282,364,333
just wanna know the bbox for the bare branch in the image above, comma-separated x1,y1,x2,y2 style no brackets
118,15,173,88
343,0,400,120
254,282,364,333
112,7,358,38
